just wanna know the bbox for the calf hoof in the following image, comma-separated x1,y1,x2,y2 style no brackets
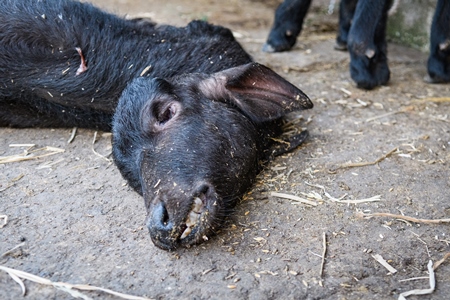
262,43,276,53
426,58,450,84
262,39,294,53
335,35,348,51
352,71,390,90
334,41,348,51
349,50,390,90
426,40,450,84
263,29,297,53
350,62,390,90
424,73,450,84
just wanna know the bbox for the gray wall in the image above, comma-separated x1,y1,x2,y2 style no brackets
387,0,437,52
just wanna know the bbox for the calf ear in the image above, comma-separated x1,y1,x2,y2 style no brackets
198,63,313,122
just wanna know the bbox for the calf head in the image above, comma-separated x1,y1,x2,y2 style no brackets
112,63,312,250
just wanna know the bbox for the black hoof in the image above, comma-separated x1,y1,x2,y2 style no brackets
424,73,449,84
262,43,276,53
334,41,348,51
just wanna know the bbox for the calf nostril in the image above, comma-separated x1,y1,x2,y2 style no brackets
198,184,210,197
146,200,179,250
195,182,215,199
150,201,172,229
162,203,169,225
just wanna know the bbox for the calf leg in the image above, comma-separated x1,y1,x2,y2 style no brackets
347,0,392,89
335,0,359,50
426,0,450,83
0,99,50,128
263,0,313,52
0,97,112,131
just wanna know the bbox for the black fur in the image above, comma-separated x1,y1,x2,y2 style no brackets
264,0,450,89
346,0,391,90
0,0,313,250
0,0,251,129
262,0,312,52
427,0,450,83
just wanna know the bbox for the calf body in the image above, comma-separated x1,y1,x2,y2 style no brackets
0,0,313,250
264,0,450,89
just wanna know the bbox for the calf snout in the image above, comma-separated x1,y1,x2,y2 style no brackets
147,200,177,250
146,182,218,250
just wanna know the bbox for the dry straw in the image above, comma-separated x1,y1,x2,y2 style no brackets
0,265,152,300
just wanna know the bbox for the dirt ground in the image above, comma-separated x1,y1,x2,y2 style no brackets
1,0,449,299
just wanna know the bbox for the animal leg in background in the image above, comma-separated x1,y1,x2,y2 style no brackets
335,0,358,50
346,0,391,90
263,0,312,52
426,0,450,84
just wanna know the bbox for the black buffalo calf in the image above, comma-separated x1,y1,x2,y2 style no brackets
0,0,313,250
264,0,450,89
